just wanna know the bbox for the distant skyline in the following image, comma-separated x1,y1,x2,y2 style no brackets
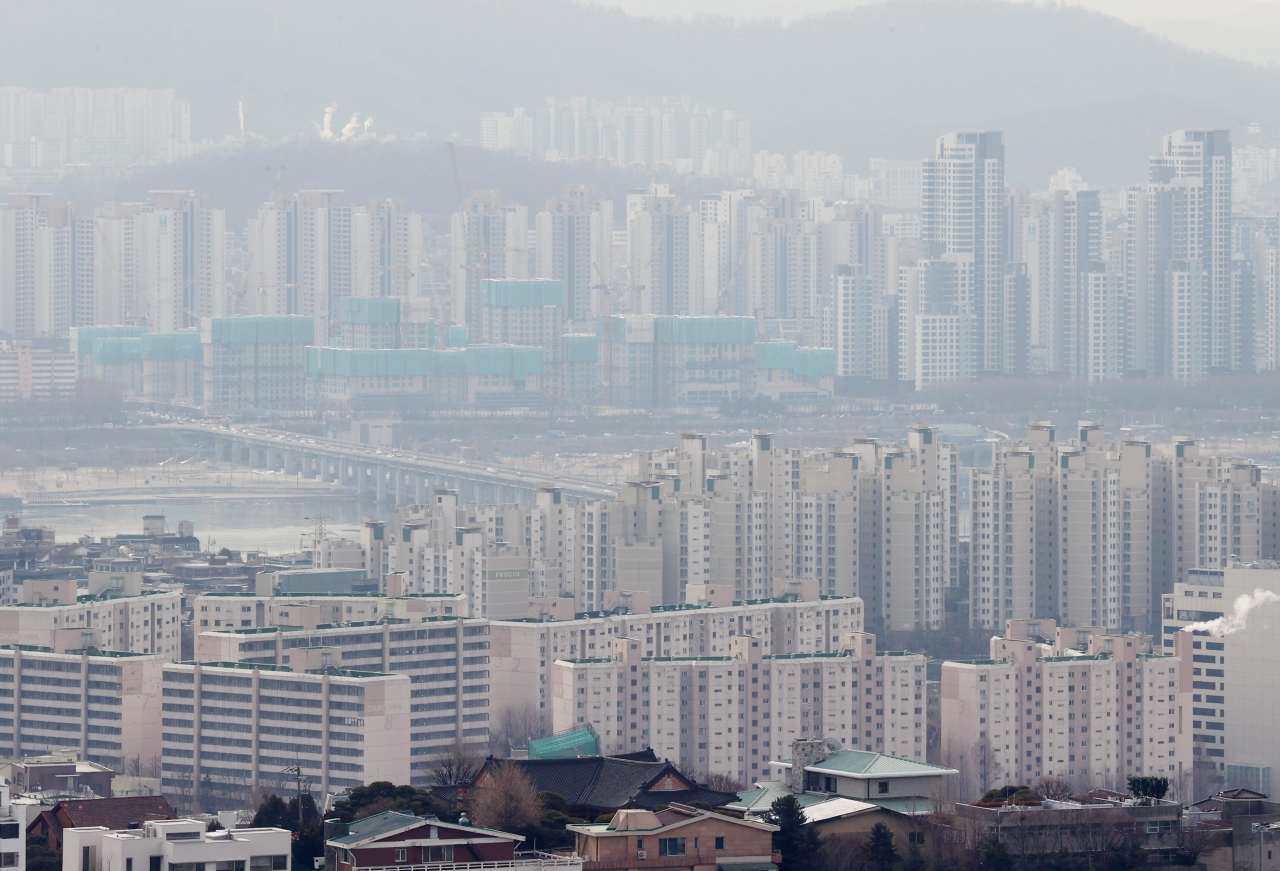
580,0,1280,65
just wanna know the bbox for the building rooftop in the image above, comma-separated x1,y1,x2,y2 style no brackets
777,750,957,779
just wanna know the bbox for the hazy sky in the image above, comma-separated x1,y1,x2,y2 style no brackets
581,0,1280,64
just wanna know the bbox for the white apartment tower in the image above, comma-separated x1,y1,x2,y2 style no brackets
922,132,1007,377
451,190,528,336
534,184,613,324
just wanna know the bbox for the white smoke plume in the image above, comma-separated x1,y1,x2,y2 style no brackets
1182,587,1280,637
363,117,374,133
341,112,361,139
313,102,339,140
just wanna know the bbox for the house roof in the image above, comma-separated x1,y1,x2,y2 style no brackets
865,797,939,816
36,796,176,833
776,750,957,779
725,782,835,814
569,803,777,837
1190,787,1269,811
800,798,881,824
328,812,523,847
474,756,736,811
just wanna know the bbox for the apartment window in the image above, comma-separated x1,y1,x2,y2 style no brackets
126,861,132,871
908,832,926,846
423,847,453,863
395,849,408,863
659,838,687,856
150,858,162,871
0,825,16,840
1,855,17,868
715,837,725,850
878,781,890,794
216,863,246,871
250,857,289,871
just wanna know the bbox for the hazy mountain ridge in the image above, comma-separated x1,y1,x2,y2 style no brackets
7,0,1280,184
52,140,729,231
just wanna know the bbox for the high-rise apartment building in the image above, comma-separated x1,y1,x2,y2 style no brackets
451,190,528,339
922,132,1008,378
534,185,613,324
628,184,705,316
942,620,1185,797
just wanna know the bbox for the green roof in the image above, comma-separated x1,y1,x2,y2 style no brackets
726,781,832,813
329,812,522,846
525,726,599,759
782,750,956,779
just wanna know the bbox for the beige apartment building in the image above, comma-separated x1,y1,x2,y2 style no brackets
0,645,163,771
551,630,926,786
0,559,182,657
159,654,410,809
488,579,865,719
941,620,1186,799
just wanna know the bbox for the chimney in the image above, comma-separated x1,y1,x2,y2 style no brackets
789,738,833,794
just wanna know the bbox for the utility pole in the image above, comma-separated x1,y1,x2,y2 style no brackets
282,764,305,831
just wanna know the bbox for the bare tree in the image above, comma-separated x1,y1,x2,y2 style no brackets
968,737,1003,800
470,760,544,832
1034,775,1073,802
817,833,869,871
1174,820,1216,866
488,703,551,758
430,741,484,787
126,756,143,778
701,771,745,793
146,755,163,779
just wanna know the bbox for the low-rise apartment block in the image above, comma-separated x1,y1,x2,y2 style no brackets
193,590,467,631
193,616,491,788
0,559,182,658
0,645,163,772
159,654,410,809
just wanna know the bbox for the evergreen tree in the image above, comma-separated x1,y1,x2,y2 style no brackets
768,795,821,871
864,822,899,871
900,843,927,871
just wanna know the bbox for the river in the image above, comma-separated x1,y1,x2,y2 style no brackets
16,495,386,555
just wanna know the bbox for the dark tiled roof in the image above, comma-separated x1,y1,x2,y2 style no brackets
611,749,660,763
631,788,740,809
42,796,176,833
476,756,733,812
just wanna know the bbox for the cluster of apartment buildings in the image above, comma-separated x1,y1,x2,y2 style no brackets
478,97,753,178
3,422,1280,814
8,126,1279,403
0,87,194,178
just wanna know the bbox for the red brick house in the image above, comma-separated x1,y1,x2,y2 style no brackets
27,795,176,852
568,804,779,871
325,811,579,871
